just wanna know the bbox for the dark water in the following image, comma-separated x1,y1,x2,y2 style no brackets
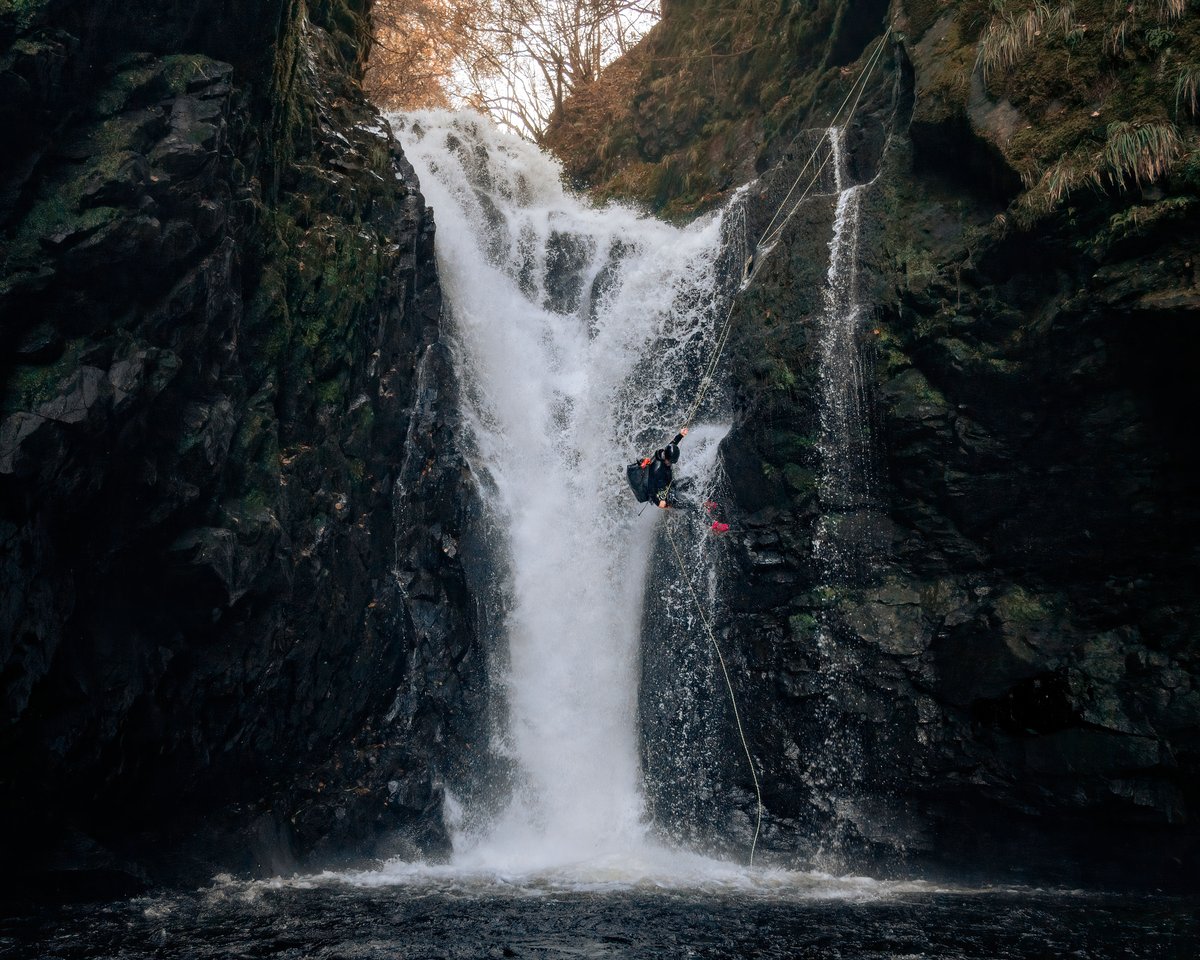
3,880,1197,960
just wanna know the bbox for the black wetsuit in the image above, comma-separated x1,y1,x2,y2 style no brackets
646,457,673,505
647,432,687,506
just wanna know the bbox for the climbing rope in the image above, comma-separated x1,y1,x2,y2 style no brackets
755,29,893,255
680,27,894,433
654,28,896,867
665,520,763,866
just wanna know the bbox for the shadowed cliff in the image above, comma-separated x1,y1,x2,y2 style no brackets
0,0,483,894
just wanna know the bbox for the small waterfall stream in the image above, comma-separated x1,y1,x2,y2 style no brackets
813,126,882,582
808,126,885,864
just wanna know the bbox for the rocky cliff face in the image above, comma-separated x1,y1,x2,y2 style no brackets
0,0,481,893
553,0,1200,887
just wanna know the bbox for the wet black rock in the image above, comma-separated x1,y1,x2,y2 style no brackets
599,0,1200,890
712,33,1200,889
0,1,482,893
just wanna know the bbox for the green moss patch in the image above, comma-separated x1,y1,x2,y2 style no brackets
3,339,87,414
0,0,50,32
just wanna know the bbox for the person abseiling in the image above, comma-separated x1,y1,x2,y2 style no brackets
627,428,689,509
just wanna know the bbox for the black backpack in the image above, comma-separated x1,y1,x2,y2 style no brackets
626,459,653,503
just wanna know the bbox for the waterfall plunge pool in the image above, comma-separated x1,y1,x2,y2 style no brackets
9,114,1194,959
6,877,1196,959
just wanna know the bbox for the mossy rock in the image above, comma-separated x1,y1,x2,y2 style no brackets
3,338,87,413
993,584,1053,626
789,612,821,640
0,0,50,32
882,367,951,420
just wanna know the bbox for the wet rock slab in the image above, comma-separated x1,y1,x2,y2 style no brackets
0,2,484,886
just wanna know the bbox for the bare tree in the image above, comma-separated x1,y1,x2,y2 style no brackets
366,0,475,109
369,0,659,141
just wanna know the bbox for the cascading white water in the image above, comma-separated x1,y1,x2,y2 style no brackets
279,111,936,898
807,126,882,866
391,110,734,872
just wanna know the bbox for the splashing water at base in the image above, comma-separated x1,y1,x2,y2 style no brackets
389,110,739,878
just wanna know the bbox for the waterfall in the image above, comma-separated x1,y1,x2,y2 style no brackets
391,110,735,873
813,125,881,582
808,126,883,865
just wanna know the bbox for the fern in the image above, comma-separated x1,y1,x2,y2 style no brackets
976,2,1076,82
1102,120,1181,187
1144,27,1175,54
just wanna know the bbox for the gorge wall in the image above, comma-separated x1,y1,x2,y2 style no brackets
4,0,1198,898
549,0,1200,887
0,0,482,893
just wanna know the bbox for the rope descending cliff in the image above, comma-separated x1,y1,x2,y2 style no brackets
655,29,894,868
683,28,894,433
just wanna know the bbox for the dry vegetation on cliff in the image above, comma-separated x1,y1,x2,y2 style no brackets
544,0,893,213
543,0,1199,227
960,0,1200,220
365,0,658,139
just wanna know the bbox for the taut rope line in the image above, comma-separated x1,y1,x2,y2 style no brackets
656,29,894,866
755,29,892,253
665,520,763,865
681,28,893,432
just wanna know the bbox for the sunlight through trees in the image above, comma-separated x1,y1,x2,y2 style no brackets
367,0,659,141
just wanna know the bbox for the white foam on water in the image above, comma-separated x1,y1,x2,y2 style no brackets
252,856,949,902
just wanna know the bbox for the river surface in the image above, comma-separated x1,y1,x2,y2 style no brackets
4,875,1197,959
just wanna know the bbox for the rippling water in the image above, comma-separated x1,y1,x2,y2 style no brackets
5,871,1197,960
